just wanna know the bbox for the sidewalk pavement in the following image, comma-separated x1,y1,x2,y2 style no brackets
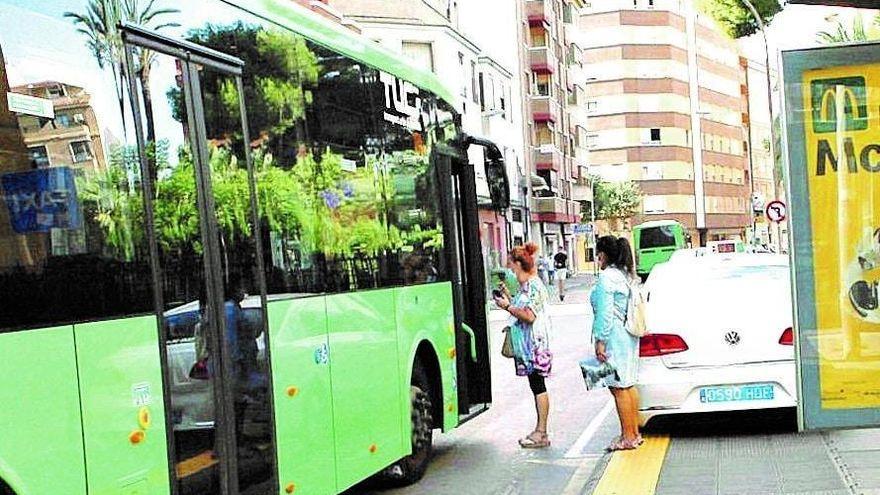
582,420,880,495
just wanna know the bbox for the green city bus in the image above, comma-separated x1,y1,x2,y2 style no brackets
633,220,687,280
0,1,508,494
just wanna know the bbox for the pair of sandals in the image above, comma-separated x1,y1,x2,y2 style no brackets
606,434,644,452
519,430,551,449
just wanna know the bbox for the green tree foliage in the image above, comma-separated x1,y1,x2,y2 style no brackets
75,141,170,260
696,0,782,39
587,177,643,227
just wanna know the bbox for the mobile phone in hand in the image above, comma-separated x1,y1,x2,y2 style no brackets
492,289,503,299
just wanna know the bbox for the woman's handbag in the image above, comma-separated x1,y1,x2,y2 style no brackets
501,326,514,358
624,282,648,338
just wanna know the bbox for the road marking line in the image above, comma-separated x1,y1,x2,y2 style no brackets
561,456,600,495
591,435,670,495
564,399,614,459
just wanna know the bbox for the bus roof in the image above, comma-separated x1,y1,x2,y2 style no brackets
634,220,683,230
232,0,456,106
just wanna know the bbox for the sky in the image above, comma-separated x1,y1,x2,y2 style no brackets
739,4,880,64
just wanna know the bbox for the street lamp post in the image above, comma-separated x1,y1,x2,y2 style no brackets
740,0,780,252
590,173,597,275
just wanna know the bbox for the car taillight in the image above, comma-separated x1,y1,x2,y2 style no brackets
639,334,689,357
779,327,794,346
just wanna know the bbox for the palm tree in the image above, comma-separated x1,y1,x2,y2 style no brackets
66,0,179,146
817,13,880,44
64,0,126,132
121,0,180,146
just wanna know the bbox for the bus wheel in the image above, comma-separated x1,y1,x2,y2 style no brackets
383,364,434,485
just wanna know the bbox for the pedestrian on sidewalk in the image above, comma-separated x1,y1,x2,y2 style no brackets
538,255,550,286
554,245,569,302
590,235,642,451
492,242,553,449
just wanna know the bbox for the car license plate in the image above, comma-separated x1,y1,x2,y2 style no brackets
699,384,774,403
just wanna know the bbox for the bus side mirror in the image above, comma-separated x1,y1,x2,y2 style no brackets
485,154,510,211
464,135,510,211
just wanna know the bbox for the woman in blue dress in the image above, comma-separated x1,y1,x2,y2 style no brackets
590,236,642,451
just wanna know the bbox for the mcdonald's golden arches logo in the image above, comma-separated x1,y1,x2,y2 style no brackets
810,76,869,133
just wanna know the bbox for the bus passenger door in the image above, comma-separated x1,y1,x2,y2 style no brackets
123,25,277,495
433,143,495,420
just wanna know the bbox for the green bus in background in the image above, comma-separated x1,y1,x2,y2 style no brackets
0,1,508,494
633,220,688,280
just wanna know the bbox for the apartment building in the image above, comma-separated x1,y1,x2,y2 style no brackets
577,0,751,245
12,81,107,172
327,0,529,260
518,0,592,259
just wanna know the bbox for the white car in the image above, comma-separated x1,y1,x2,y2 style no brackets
637,254,796,426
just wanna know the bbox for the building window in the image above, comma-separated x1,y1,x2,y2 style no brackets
28,146,50,168
563,3,574,23
533,73,551,97
402,41,435,72
46,85,65,98
585,133,598,149
530,27,548,48
70,140,93,163
512,209,523,222
459,52,467,98
478,72,486,111
650,128,661,143
55,113,72,128
471,60,479,104
586,100,598,112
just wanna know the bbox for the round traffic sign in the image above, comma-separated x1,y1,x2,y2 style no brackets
766,200,787,223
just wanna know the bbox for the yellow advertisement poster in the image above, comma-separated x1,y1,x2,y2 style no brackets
802,64,880,409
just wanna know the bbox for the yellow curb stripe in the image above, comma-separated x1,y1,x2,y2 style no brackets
592,435,670,495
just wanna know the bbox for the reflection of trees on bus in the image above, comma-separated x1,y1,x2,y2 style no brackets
70,19,447,305
168,23,320,164
75,142,444,299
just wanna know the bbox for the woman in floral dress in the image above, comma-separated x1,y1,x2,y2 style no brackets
493,242,553,448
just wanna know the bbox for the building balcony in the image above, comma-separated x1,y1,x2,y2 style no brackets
534,144,562,172
525,0,553,27
564,24,583,51
572,147,588,169
568,157,579,179
567,104,587,129
531,196,580,224
532,196,567,214
529,46,557,75
530,96,561,124
572,181,593,202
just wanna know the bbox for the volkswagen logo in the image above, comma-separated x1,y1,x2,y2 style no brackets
724,331,741,346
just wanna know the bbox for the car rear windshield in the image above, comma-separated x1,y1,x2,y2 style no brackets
639,226,677,249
